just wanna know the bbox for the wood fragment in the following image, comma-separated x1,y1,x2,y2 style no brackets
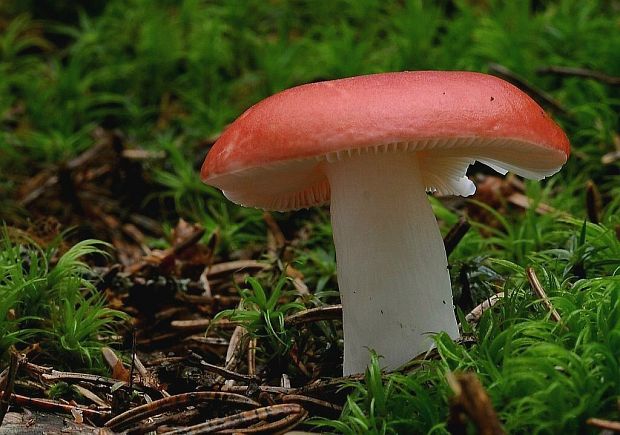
602,150,620,165
289,347,311,378
0,352,20,425
284,305,342,326
247,338,257,377
104,391,260,431
222,385,292,395
587,417,620,432
183,335,229,346
537,66,620,86
206,260,268,276
126,408,201,434
199,266,212,297
465,293,505,324
175,292,240,306
102,347,130,383
170,318,236,331
121,149,166,160
263,212,286,250
280,374,291,389
281,394,343,416
164,404,304,435
506,192,557,215
198,360,259,383
446,372,504,435
585,180,602,224
72,385,110,408
218,409,308,434
225,325,247,371
443,218,471,257
526,267,563,325
2,393,110,424
41,370,126,387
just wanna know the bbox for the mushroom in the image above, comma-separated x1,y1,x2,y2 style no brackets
200,71,570,375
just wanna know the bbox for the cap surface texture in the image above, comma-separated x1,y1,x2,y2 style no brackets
201,71,570,211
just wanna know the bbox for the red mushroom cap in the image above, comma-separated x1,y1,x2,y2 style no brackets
201,71,570,211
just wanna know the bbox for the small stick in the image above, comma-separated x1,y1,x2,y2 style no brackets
73,385,110,408
263,212,286,250
42,370,129,387
223,385,292,395
104,391,260,431
3,393,110,424
126,408,201,434
0,352,20,425
129,329,137,391
289,347,311,378
586,417,620,431
585,180,602,224
133,354,169,397
281,394,343,416
199,360,259,383
207,260,268,276
170,318,236,331
526,267,563,324
225,325,246,372
443,218,471,257
165,404,304,435
247,338,257,377
602,150,620,165
446,372,504,435
537,66,620,86
218,409,308,433
280,374,291,389
465,293,505,324
284,305,342,326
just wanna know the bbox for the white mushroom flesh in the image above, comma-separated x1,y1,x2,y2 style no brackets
325,151,459,375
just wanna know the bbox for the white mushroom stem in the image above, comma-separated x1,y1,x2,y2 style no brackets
325,151,460,375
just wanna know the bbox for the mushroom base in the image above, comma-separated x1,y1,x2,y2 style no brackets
326,151,460,375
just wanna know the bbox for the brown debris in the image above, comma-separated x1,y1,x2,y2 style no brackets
444,217,471,257
587,417,620,432
104,391,260,432
537,66,620,86
586,180,602,224
446,372,505,435
0,352,21,426
526,267,564,325
165,404,305,435
102,347,130,383
284,305,342,327
465,293,505,324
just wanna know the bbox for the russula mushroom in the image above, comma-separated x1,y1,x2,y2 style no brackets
200,71,570,375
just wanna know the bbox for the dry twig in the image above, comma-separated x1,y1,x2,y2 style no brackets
165,404,305,435
444,218,471,257
281,394,343,416
284,305,342,327
586,417,620,432
465,293,505,324
0,352,20,426
537,66,620,86
3,393,110,424
526,267,563,324
104,391,260,432
586,180,602,224
446,372,504,435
